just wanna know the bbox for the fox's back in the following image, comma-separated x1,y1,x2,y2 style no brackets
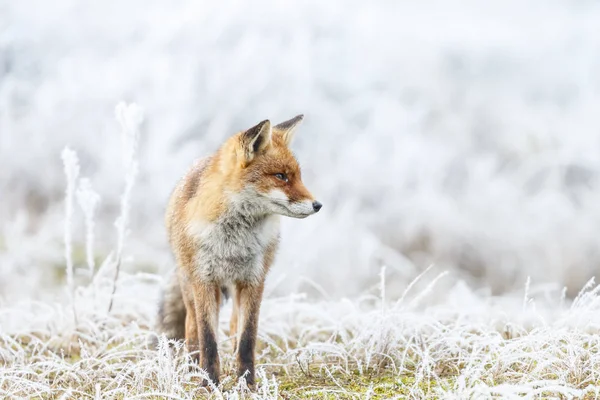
165,157,211,246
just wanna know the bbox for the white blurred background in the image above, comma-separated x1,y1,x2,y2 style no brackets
2,0,600,303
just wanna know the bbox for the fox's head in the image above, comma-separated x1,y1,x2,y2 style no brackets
225,115,322,219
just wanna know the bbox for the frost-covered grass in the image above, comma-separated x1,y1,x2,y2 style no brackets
3,270,600,399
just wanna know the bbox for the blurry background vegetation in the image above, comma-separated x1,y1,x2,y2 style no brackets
1,0,600,302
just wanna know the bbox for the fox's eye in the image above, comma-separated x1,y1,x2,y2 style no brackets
274,173,288,182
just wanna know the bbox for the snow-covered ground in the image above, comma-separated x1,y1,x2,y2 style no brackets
2,0,600,397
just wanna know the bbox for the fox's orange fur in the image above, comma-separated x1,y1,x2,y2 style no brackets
156,115,321,387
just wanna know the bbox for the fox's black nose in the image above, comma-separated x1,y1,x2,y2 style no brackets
312,201,322,212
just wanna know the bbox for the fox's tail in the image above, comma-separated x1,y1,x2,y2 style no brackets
155,270,187,342
152,270,230,347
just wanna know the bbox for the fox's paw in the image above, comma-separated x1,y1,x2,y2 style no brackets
236,370,256,392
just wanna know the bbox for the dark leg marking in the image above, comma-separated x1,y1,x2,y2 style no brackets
200,318,220,386
237,309,258,386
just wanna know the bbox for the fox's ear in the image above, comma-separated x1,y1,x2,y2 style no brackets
274,114,304,146
241,119,272,162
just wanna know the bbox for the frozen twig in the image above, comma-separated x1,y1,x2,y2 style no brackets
76,178,100,278
61,147,80,325
108,102,144,313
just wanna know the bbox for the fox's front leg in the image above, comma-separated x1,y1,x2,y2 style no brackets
178,276,200,364
234,281,265,387
193,282,221,387
184,301,199,363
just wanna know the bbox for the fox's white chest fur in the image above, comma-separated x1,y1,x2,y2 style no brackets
187,210,280,285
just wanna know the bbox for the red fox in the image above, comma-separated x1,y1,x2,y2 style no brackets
155,115,321,388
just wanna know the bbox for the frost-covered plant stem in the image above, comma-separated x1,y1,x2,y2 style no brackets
76,178,100,278
108,102,144,313
61,147,80,324
380,265,386,314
